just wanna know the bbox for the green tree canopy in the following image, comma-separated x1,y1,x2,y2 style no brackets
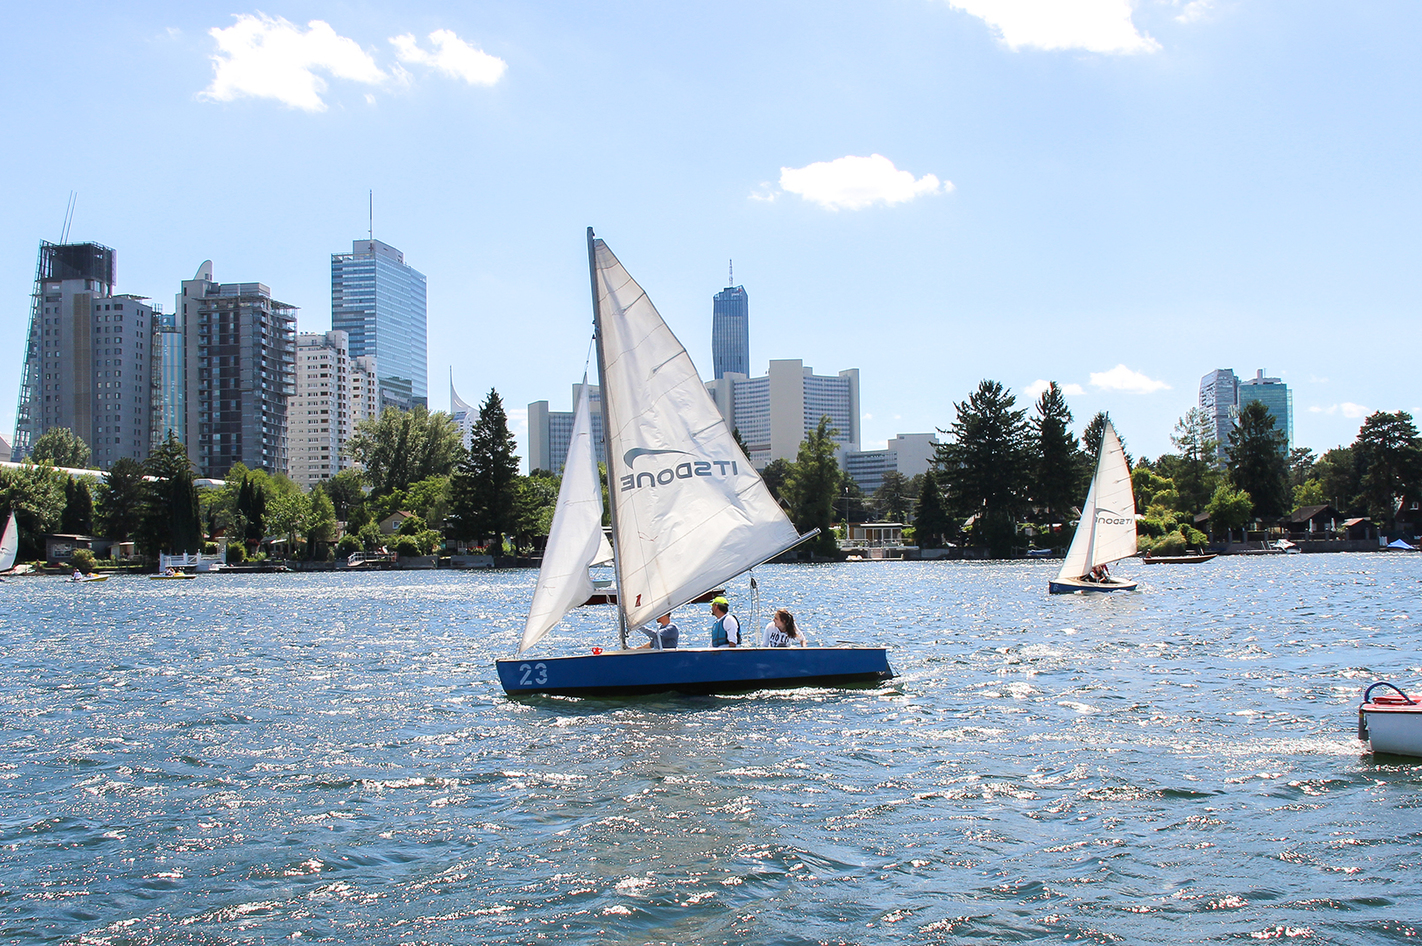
137,435,201,557
345,405,463,497
95,456,145,541
1030,381,1081,521
1354,410,1422,523
1207,483,1254,541
30,427,92,468
1169,407,1221,515
1226,401,1289,519
0,463,67,560
759,458,794,505
913,468,950,549
873,470,915,523
60,476,94,535
324,469,366,521
305,486,337,559
781,416,843,557
447,389,520,548
938,380,1031,555
1314,446,1363,515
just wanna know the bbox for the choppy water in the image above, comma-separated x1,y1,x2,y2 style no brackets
2,556,1421,945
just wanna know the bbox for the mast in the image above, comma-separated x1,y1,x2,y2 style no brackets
587,228,628,650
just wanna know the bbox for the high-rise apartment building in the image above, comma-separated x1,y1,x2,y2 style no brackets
331,239,427,409
707,359,860,468
179,261,296,478
711,283,749,380
290,330,371,488
1238,369,1293,450
1198,368,1240,458
12,241,159,468
528,383,605,474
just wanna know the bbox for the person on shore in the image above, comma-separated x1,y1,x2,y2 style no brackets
636,613,679,650
761,608,807,648
709,597,740,648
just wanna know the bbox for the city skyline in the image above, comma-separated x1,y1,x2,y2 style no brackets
3,2,1418,466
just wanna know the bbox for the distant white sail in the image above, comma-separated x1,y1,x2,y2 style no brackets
0,512,16,572
520,382,608,653
592,237,806,630
1056,421,1137,581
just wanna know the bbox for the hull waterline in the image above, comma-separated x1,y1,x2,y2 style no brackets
496,646,894,697
1048,577,1138,594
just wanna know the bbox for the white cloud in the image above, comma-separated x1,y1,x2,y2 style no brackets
1025,379,1086,399
945,0,1159,54
391,30,506,86
1089,365,1170,394
777,155,950,211
1310,403,1371,418
1174,0,1213,24
202,14,385,112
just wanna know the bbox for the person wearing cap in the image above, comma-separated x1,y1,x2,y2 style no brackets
709,596,740,648
635,613,679,650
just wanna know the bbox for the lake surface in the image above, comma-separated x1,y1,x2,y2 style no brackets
2,556,1421,945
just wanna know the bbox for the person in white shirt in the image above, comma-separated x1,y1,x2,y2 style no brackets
761,608,807,647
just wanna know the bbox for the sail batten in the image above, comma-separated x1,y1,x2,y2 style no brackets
1056,421,1137,581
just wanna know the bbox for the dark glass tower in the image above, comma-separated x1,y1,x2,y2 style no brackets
711,284,749,380
331,239,427,409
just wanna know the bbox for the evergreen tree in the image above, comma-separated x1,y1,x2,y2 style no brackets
873,470,914,522
913,469,950,548
325,469,366,521
137,435,201,557
1226,401,1289,519
1030,382,1081,522
30,427,92,468
238,474,267,547
60,477,94,535
1169,407,1221,514
937,380,1031,556
95,456,145,540
1353,410,1422,523
1288,448,1316,489
781,416,843,557
448,389,520,549
1082,411,1110,466
1314,446,1364,514
759,458,794,505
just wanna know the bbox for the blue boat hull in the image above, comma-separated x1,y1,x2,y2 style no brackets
1048,577,1138,594
495,647,895,697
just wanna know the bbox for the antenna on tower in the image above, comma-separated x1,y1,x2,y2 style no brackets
368,189,373,242
60,192,77,243
728,259,733,288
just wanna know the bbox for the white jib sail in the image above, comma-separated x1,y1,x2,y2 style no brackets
1056,421,1137,581
520,381,608,653
593,238,806,630
0,512,17,572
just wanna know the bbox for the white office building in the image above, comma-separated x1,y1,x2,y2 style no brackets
528,382,605,475
706,359,860,468
289,330,377,488
842,433,939,493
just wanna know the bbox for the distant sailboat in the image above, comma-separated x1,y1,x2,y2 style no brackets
495,230,894,696
1049,421,1139,594
0,512,17,572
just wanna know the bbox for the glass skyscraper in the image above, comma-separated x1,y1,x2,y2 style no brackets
1238,369,1293,450
331,239,427,408
711,284,749,380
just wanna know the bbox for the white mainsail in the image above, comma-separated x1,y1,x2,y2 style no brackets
1056,421,1137,581
592,235,807,630
0,512,16,572
519,382,609,653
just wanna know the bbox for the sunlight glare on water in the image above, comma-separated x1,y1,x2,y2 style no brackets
2,556,1421,944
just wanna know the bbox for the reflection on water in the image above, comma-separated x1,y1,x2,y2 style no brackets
1,556,1420,944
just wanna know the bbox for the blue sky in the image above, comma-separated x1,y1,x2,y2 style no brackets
2,1,1418,468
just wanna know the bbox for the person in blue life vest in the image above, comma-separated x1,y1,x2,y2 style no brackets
709,596,740,648
635,613,679,650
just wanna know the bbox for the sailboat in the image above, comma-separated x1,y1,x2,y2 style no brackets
494,230,894,696
0,512,18,573
1048,420,1139,594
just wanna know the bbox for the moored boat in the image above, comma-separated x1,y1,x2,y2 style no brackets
1358,681,1422,757
496,230,893,696
1142,552,1217,564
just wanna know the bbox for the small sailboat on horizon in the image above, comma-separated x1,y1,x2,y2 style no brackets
1049,420,1139,594
495,230,894,696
